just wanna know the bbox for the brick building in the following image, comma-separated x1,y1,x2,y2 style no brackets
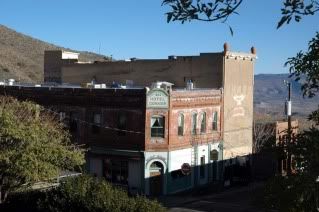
44,44,257,161
1,44,256,195
0,83,223,195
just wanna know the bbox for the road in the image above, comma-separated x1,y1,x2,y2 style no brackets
160,183,265,212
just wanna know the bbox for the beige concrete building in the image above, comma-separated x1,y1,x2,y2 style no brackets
44,43,257,161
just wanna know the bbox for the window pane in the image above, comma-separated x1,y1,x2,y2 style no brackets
212,112,218,131
151,116,164,138
94,113,101,124
200,112,206,133
103,159,128,185
178,114,184,136
192,113,197,135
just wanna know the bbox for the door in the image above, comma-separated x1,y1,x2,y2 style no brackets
149,161,164,196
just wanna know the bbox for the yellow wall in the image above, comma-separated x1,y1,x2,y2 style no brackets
223,55,255,159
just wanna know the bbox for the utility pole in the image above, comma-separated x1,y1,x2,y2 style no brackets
284,80,292,175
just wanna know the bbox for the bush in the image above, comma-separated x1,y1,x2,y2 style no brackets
0,190,45,212
40,175,166,212
263,175,318,212
1,175,166,212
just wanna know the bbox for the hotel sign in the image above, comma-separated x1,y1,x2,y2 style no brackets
147,89,169,109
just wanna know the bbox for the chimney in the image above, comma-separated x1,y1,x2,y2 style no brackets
223,42,230,54
251,46,257,55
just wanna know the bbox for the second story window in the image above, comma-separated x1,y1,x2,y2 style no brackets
212,112,218,131
117,112,126,136
151,116,165,138
200,112,206,133
92,113,101,134
192,113,197,135
178,113,184,136
69,112,78,133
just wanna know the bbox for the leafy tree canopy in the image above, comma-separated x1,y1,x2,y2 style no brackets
286,32,319,124
163,0,319,27
0,96,85,203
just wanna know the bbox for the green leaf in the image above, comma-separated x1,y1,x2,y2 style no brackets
166,12,173,23
228,25,234,36
277,15,290,29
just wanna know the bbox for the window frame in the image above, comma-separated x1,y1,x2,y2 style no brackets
150,115,165,138
178,113,184,136
212,111,218,131
92,113,102,134
117,112,127,136
200,112,207,134
191,113,197,135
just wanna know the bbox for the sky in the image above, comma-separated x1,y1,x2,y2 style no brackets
0,0,317,74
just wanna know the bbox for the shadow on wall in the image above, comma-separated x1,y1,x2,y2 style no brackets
133,153,277,197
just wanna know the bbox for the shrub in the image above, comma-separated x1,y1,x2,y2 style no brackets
39,175,165,212
6,175,166,212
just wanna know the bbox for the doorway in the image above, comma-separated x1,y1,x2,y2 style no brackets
149,161,164,196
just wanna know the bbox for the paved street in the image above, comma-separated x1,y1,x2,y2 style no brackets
160,183,265,212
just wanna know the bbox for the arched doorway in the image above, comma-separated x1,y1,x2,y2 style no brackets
210,149,219,181
149,161,164,196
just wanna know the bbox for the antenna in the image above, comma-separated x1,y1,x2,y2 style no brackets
98,42,101,54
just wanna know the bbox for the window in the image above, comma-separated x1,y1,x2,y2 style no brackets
178,114,184,136
192,113,197,135
117,112,126,136
92,113,101,134
200,112,206,133
212,112,218,131
210,150,219,161
59,111,66,121
103,159,128,185
94,113,101,124
69,112,77,133
151,116,165,138
200,156,205,178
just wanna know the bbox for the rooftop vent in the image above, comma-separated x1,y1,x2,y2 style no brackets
168,55,177,60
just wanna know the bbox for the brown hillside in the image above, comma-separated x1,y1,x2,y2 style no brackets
0,25,108,83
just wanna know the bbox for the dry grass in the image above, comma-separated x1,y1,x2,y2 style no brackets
0,25,108,83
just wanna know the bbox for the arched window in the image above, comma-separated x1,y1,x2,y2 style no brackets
151,116,165,138
178,113,184,136
192,113,197,135
200,112,206,133
212,111,218,131
210,150,219,161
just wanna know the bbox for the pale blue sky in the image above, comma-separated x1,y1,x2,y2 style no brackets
0,0,317,74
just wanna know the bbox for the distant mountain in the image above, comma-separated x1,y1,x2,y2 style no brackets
0,25,108,83
254,73,318,116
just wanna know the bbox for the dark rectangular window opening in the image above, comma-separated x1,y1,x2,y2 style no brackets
178,114,184,136
92,113,101,134
192,113,197,135
212,112,218,131
151,116,165,138
69,112,77,133
117,112,127,136
103,159,128,185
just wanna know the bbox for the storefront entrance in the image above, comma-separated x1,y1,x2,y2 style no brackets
149,161,164,196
